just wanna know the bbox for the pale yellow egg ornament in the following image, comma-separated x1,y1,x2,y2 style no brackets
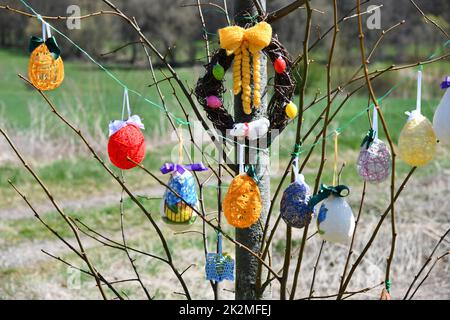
398,110,436,167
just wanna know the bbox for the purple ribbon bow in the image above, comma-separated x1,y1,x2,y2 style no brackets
441,76,450,89
160,162,208,175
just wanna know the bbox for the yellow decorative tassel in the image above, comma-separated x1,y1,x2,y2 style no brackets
218,22,272,114
253,50,261,108
233,47,242,95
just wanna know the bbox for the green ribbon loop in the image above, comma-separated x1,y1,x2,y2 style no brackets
360,128,376,149
29,36,61,60
291,143,302,158
385,279,392,293
245,165,259,183
308,184,350,210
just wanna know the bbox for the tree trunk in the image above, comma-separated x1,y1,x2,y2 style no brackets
234,0,271,300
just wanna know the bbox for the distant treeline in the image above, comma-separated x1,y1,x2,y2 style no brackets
0,0,448,67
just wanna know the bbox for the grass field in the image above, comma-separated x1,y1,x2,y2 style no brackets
0,48,449,299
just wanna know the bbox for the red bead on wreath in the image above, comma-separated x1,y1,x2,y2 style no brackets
108,116,146,170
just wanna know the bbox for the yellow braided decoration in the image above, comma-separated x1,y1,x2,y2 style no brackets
241,42,252,114
218,22,272,114
252,50,261,108
233,47,242,95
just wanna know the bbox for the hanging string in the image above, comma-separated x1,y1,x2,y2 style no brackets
238,142,245,174
372,104,379,140
292,155,300,182
217,232,223,255
121,87,131,120
416,70,422,114
178,124,184,164
332,131,340,186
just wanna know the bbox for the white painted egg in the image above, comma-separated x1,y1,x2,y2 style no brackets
316,196,355,244
432,87,450,144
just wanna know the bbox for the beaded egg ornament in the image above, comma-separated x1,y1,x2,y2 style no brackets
28,20,64,91
205,233,234,282
108,89,145,170
280,156,313,229
357,107,391,183
194,21,296,146
223,145,262,228
432,76,450,144
160,162,208,232
398,71,437,167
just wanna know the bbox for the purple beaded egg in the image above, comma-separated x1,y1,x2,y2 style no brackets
280,175,313,228
357,138,391,183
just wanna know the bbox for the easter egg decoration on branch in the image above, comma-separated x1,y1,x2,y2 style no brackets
223,144,262,229
398,71,437,167
308,132,355,244
357,106,391,183
280,155,313,229
159,128,208,232
159,162,208,232
432,76,450,144
108,89,146,170
205,233,235,282
28,19,64,91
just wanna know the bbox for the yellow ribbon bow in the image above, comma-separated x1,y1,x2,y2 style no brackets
218,22,272,115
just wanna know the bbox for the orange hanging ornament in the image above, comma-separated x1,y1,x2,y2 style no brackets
223,144,262,228
28,20,64,91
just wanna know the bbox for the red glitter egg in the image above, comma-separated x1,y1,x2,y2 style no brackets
274,56,286,74
108,124,146,170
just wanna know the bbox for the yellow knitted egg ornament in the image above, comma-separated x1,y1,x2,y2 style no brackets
28,43,64,91
223,174,262,228
398,110,436,167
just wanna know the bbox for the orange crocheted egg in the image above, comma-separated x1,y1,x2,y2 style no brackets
223,174,262,228
28,43,64,91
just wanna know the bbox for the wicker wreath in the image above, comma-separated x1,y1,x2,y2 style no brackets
194,22,296,144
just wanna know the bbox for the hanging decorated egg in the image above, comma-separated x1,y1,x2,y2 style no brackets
212,63,225,80
432,76,450,144
357,130,391,183
274,56,287,74
280,174,313,228
398,110,436,167
309,184,355,244
205,234,234,283
285,101,298,119
108,115,145,170
206,95,222,109
28,35,64,91
160,163,207,232
316,196,355,244
223,174,262,228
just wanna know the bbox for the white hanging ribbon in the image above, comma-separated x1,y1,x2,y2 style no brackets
109,115,144,137
109,88,142,136
372,105,378,140
122,87,131,121
40,18,51,40
416,70,422,115
238,143,245,174
405,70,423,121
292,155,305,184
